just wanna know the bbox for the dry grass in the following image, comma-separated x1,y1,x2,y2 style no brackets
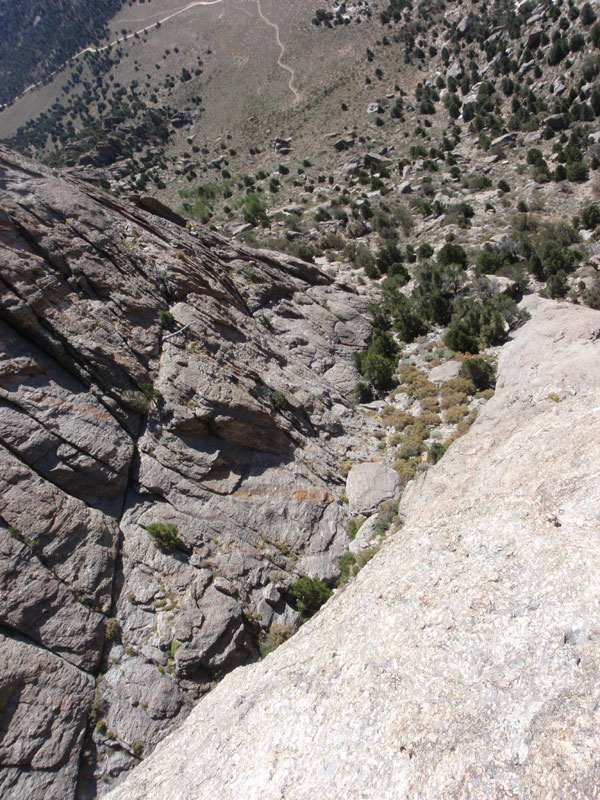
380,405,414,431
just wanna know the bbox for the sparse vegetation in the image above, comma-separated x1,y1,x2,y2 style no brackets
271,390,288,412
258,624,294,658
145,522,179,553
288,576,332,619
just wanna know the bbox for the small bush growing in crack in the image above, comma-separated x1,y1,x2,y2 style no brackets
104,618,120,642
131,740,143,759
337,551,359,586
145,522,179,553
259,624,294,658
122,382,161,414
158,309,174,328
347,516,365,540
271,390,288,411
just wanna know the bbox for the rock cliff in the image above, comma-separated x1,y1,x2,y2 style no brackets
0,145,379,798
106,295,600,800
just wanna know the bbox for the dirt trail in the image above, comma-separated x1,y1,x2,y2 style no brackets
255,0,300,104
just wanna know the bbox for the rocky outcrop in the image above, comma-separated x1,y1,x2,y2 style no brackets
106,296,600,800
0,145,378,798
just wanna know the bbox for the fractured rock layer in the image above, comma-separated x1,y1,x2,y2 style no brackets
0,145,377,797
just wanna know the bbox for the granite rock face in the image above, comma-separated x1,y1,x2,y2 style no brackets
106,297,600,800
0,146,378,798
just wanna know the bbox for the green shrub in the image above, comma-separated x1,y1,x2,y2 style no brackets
545,272,568,298
376,244,408,282
381,286,428,342
437,242,467,267
527,148,544,166
271,391,288,411
460,357,496,391
570,32,585,52
353,330,397,390
566,161,589,182
347,517,364,540
158,309,174,328
356,352,395,389
529,234,580,280
475,244,511,274
344,242,376,273
353,382,373,403
581,274,600,309
579,203,600,229
288,576,332,618
581,3,597,25
145,522,179,553
337,551,358,586
445,317,480,354
417,242,434,260
242,193,268,225
428,441,446,464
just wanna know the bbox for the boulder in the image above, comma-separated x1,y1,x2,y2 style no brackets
364,152,392,169
338,158,361,177
346,462,399,515
170,110,201,128
348,512,379,553
446,61,463,80
333,137,355,152
133,195,187,226
456,15,472,34
490,132,517,148
519,59,534,75
527,28,543,49
544,113,567,131
428,359,461,384
485,274,518,296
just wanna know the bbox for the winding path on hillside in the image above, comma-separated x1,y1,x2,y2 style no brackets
255,0,300,104
20,0,300,104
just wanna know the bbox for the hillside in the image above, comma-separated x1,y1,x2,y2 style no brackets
1,0,599,313
0,0,123,106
